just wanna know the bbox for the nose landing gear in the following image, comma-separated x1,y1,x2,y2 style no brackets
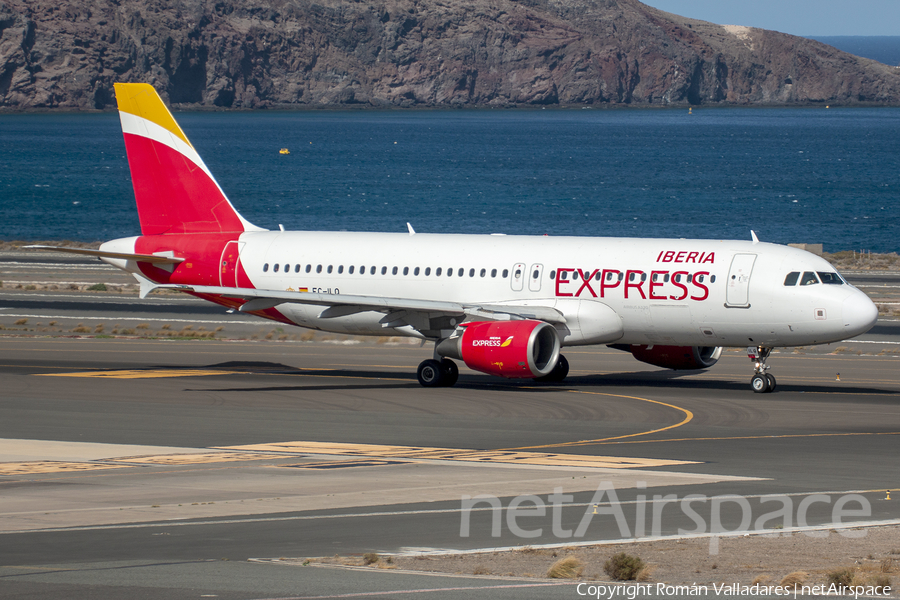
748,346,776,393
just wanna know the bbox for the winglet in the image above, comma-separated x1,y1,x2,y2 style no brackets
133,273,161,299
407,222,416,236
750,230,759,244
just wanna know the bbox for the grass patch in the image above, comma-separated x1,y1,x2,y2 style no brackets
780,572,807,587
547,556,584,579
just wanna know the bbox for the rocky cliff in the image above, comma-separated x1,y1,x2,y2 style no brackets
2,0,900,110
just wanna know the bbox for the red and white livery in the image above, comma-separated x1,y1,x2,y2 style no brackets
29,84,878,392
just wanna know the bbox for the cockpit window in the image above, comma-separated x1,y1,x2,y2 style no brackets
784,272,800,286
799,272,819,286
817,272,844,285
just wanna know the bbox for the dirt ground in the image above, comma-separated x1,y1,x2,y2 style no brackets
305,526,899,591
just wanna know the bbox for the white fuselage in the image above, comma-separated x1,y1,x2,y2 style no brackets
207,230,876,348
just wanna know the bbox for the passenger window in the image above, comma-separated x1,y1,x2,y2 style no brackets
392,266,398,275
414,267,420,276
327,265,333,274
664,274,670,283
306,264,312,273
818,272,844,285
283,264,289,272
674,274,681,283
573,271,579,280
502,269,509,278
784,272,800,286
381,266,387,275
458,268,464,277
263,263,269,272
316,265,322,273
436,267,442,276
274,264,280,273
628,272,635,282
491,269,497,278
337,265,343,274
687,274,692,282
370,266,376,275
480,268,486,277
549,270,556,280
710,275,716,283
425,267,431,276
469,268,475,277
532,269,539,279
349,266,355,274
448,268,453,277
403,267,409,276
800,272,819,286
641,273,647,282
618,273,624,281
294,264,300,273
606,272,613,281
594,271,601,281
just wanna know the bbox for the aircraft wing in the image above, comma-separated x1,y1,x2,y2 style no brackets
168,284,566,326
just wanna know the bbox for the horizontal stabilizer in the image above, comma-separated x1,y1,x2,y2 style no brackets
24,245,185,264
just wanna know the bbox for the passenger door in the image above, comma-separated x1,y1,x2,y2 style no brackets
726,253,756,307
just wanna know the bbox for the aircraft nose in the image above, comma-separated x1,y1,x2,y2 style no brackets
842,291,878,337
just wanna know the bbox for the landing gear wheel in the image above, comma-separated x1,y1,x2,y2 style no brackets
536,354,569,383
417,359,445,387
751,373,769,394
765,373,777,393
440,359,459,387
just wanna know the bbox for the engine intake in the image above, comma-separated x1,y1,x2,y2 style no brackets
624,344,722,370
437,320,561,378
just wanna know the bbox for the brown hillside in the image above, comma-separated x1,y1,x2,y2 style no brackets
1,0,899,109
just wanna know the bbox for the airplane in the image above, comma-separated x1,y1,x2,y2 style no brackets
28,83,878,392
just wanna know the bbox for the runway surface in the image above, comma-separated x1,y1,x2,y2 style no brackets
1,262,900,599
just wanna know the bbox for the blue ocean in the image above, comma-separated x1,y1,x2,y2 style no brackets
1,107,898,253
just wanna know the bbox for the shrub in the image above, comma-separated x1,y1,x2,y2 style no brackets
826,568,855,588
87,283,107,291
362,552,379,565
547,556,584,579
604,552,644,581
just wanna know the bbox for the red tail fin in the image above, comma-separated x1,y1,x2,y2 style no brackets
114,83,262,236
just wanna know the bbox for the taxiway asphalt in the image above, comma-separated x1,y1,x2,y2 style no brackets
1,276,899,599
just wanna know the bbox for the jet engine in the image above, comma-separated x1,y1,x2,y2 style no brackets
624,345,723,370
436,320,561,378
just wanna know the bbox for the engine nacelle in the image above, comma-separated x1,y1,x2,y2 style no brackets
436,320,561,378
627,345,722,370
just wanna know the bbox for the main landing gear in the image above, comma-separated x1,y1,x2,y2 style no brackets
416,358,459,388
748,346,776,393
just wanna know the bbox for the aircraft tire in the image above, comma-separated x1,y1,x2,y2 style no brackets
417,359,445,387
751,373,769,393
765,374,777,393
440,359,459,387
536,354,569,383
